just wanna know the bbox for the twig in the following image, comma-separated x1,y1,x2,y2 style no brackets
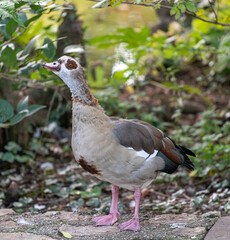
208,0,218,23
149,81,170,91
89,0,230,27
182,193,191,200
45,87,59,128
152,190,169,198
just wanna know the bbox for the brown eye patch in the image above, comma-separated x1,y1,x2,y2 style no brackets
66,59,78,70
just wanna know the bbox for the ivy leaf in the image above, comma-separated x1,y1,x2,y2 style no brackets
17,96,29,113
0,99,14,123
185,1,197,13
1,46,17,67
26,105,46,117
2,152,15,163
6,18,18,35
9,111,28,125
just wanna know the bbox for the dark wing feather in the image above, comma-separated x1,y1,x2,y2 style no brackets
111,118,165,155
111,117,195,172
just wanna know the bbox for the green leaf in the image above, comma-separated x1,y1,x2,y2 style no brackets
15,155,31,163
91,0,109,8
30,71,40,80
175,9,181,19
26,105,46,117
1,46,17,67
9,111,28,126
185,1,197,13
178,3,186,13
15,1,27,9
6,18,18,35
12,13,25,27
24,14,42,27
30,4,42,12
17,96,29,113
42,37,56,59
0,99,14,123
170,6,177,15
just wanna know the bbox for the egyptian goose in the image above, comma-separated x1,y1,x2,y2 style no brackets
43,56,195,231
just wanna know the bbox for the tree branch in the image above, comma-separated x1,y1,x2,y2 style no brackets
89,0,230,27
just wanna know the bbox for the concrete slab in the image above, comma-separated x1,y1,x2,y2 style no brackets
204,216,230,240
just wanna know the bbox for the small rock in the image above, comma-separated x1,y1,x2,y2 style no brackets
40,162,54,171
186,186,196,196
34,204,46,210
129,200,135,208
17,217,34,225
170,222,187,228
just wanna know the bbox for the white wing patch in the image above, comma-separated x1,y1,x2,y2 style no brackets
128,147,158,160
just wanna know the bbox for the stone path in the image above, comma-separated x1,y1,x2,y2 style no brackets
0,208,226,240
204,216,230,240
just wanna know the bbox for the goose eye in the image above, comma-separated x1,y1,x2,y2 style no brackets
66,59,78,70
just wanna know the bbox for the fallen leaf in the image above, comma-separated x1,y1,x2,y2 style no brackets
60,231,72,239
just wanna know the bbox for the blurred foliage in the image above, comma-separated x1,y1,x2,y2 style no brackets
90,22,230,86
0,96,45,127
172,109,230,177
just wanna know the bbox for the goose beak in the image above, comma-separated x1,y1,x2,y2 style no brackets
42,61,60,72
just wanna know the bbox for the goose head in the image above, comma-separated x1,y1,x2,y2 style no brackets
43,56,97,106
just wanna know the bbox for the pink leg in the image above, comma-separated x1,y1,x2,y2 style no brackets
92,184,120,226
119,188,141,231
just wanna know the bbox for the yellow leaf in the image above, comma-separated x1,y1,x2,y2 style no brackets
189,169,197,177
126,85,134,94
208,170,214,176
60,231,72,239
152,69,159,76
